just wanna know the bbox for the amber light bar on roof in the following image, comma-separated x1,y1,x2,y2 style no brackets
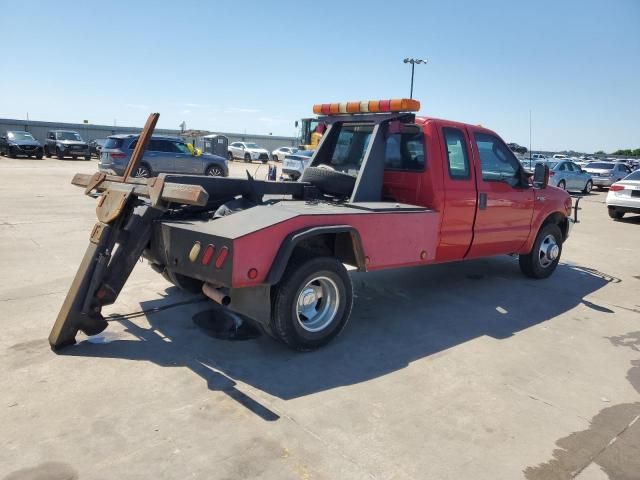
312,98,420,115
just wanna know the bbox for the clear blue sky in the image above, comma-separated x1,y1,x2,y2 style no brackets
2,0,638,153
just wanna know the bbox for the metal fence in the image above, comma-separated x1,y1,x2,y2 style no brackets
0,118,297,153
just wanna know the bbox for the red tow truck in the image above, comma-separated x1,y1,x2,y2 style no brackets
49,99,578,352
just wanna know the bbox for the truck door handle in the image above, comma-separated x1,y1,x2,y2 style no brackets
479,193,487,210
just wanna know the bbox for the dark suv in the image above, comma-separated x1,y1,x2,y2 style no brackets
0,131,43,158
99,134,228,178
44,130,91,160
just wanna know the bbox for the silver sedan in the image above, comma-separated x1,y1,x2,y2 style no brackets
547,160,593,193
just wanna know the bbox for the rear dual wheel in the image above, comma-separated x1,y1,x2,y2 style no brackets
270,255,353,351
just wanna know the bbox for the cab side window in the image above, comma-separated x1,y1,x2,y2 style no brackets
474,133,521,182
443,127,470,179
384,126,425,171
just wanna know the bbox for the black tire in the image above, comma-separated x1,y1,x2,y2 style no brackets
205,164,225,176
72,155,77,160
162,269,203,294
44,147,50,158
132,163,152,178
272,154,278,162
84,155,91,161
596,186,603,191
36,154,43,160
244,153,251,163
608,208,624,220
270,255,353,351
519,223,563,279
583,180,593,194
557,180,566,190
300,166,357,197
262,158,268,164
8,147,16,159
56,148,65,159
227,151,233,161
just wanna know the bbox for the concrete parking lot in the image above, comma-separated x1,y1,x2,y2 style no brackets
0,157,638,480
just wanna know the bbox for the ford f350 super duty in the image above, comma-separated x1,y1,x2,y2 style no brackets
49,99,578,352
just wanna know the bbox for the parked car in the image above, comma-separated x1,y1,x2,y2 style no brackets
44,130,90,160
606,170,640,219
271,146,298,162
547,160,593,193
583,162,632,190
89,139,108,159
282,149,314,180
0,131,43,159
99,134,228,178
552,154,568,159
531,153,546,160
228,142,270,163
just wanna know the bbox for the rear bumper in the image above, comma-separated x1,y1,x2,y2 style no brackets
592,177,614,186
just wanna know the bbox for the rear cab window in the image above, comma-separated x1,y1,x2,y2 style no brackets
443,127,470,179
384,125,425,171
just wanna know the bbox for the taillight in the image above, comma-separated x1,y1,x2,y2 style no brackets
111,152,127,159
201,244,216,265
215,247,229,268
549,171,555,176
610,184,625,192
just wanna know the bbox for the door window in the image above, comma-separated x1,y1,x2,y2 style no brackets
443,127,470,179
474,133,521,182
171,141,192,154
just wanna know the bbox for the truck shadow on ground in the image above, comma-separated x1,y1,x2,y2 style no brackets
64,256,617,419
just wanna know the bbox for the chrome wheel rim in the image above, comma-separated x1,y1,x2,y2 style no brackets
207,167,222,176
133,166,149,178
586,181,592,192
559,181,566,190
295,276,340,332
538,234,559,268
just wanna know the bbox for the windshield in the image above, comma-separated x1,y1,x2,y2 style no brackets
244,143,260,148
7,131,35,141
587,162,614,169
547,162,558,169
56,131,82,141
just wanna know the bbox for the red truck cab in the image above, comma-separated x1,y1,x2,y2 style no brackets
49,100,576,353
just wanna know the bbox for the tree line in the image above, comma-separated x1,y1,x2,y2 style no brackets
611,148,640,157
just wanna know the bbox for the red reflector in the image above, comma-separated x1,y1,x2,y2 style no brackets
215,246,229,269
610,184,625,191
379,100,391,112
201,244,215,265
248,268,258,279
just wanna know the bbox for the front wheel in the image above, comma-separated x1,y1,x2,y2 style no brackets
84,155,91,161
244,153,251,163
227,151,233,161
8,147,16,159
272,154,278,162
270,255,353,351
205,164,225,176
557,180,566,190
583,180,593,194
519,223,563,279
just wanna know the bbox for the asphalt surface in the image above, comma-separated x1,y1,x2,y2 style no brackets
1,157,639,480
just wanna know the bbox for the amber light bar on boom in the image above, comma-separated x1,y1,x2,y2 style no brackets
313,98,420,116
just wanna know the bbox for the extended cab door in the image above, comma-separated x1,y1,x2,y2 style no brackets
466,129,534,257
436,125,477,261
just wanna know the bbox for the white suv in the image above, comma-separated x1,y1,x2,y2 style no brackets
228,142,270,163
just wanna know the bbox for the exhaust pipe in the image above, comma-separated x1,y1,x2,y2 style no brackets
202,283,231,306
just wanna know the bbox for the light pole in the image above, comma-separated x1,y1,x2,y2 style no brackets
403,58,427,99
